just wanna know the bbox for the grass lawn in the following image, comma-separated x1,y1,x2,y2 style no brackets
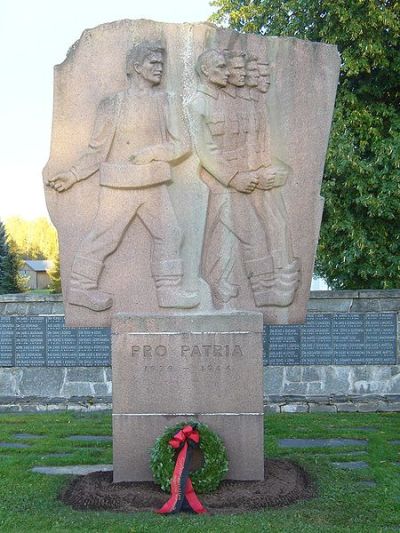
0,411,399,532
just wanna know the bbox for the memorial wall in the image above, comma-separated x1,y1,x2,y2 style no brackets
0,291,399,412
0,312,397,368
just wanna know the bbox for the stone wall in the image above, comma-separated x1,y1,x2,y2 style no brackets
0,291,399,412
0,293,64,316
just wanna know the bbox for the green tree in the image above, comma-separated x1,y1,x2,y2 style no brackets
48,253,62,294
5,217,59,261
0,220,25,294
211,0,400,289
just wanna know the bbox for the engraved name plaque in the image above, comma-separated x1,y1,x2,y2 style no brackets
0,316,110,367
264,312,397,366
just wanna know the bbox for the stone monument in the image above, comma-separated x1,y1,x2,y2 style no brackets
43,20,340,482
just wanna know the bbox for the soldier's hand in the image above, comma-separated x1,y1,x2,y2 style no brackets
47,171,76,192
256,172,276,190
274,167,289,186
256,166,288,189
230,171,259,193
129,147,154,165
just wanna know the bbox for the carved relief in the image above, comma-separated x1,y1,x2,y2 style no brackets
43,21,340,326
189,48,300,309
46,41,199,312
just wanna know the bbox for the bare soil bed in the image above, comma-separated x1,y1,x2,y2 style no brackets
60,459,315,515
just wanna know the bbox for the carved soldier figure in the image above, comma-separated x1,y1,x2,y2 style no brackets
47,41,199,311
190,49,276,307
249,59,301,306
221,50,248,154
192,49,248,303
257,61,271,93
252,61,271,169
238,54,264,173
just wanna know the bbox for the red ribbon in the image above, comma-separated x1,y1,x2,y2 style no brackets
157,425,207,514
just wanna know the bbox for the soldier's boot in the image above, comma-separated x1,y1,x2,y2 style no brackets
244,256,277,307
152,260,199,309
256,288,295,307
251,258,300,307
245,257,295,307
212,279,240,305
69,255,113,312
250,273,280,307
273,259,301,292
279,259,301,283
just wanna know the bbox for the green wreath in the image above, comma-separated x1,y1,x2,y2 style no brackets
150,421,229,494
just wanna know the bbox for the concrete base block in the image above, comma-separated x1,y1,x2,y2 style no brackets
112,311,264,483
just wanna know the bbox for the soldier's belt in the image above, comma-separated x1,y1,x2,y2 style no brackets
100,161,171,189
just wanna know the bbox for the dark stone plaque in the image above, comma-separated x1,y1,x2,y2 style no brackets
0,316,111,367
301,314,333,365
0,317,15,366
47,316,78,366
76,328,110,366
15,316,46,366
264,312,397,366
265,325,301,365
364,313,397,365
332,314,365,364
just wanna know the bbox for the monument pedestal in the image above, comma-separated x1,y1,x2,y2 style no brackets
112,312,264,482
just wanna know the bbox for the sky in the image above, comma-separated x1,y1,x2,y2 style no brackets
0,0,215,220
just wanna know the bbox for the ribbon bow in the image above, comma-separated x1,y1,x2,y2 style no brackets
157,425,207,514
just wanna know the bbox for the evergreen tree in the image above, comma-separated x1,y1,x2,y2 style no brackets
211,0,400,289
0,220,25,294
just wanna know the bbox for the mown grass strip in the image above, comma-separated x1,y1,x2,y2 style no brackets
0,411,399,532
